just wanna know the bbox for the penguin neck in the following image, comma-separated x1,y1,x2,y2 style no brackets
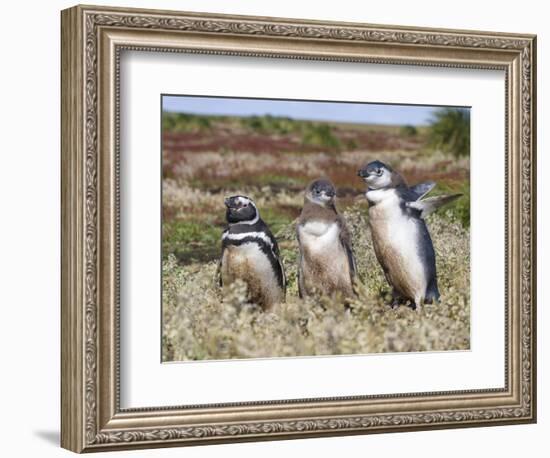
366,178,409,205
227,218,265,234
300,199,338,223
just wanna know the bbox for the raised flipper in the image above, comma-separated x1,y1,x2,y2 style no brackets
406,194,462,219
409,181,436,201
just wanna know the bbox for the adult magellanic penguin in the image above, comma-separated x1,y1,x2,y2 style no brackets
220,195,286,311
296,178,356,300
357,160,461,310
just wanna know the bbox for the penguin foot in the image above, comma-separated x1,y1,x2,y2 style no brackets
343,299,354,312
390,293,406,309
389,299,401,309
424,293,440,305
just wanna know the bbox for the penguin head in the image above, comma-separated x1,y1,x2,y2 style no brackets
357,160,396,190
224,195,259,224
305,178,336,207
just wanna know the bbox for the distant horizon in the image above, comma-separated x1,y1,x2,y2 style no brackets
162,95,469,127
162,110,427,129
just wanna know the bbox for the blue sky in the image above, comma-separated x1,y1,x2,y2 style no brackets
162,95,453,126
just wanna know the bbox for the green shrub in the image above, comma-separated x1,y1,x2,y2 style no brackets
346,139,358,150
400,124,418,137
429,180,471,228
301,124,341,150
241,115,297,135
163,220,221,263
162,112,212,133
428,108,470,157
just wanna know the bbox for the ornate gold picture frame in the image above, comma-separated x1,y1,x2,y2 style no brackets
61,4,536,453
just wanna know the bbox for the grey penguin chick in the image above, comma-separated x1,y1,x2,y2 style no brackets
357,161,461,310
220,195,286,311
296,178,356,300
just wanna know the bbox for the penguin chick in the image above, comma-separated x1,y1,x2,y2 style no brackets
220,195,286,311
357,161,461,310
296,178,356,300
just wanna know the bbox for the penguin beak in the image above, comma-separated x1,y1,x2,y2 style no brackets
224,197,232,208
357,169,367,178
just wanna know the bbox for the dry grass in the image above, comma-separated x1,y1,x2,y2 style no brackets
162,207,470,361
161,114,470,362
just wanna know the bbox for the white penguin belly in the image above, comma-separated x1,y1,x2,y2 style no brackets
298,221,351,294
368,190,427,300
300,221,340,252
222,243,281,307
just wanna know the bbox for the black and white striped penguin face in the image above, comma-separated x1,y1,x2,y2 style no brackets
357,160,393,190
224,195,259,224
305,178,336,207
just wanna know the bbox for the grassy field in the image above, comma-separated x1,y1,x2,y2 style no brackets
162,112,470,362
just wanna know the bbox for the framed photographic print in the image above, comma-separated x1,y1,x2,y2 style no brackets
61,4,537,453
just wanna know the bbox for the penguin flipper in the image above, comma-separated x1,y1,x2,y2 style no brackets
262,223,286,295
218,229,227,287
343,240,357,281
337,216,357,286
216,258,223,287
296,224,305,299
297,262,305,299
277,257,287,296
406,193,462,218
409,181,436,200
